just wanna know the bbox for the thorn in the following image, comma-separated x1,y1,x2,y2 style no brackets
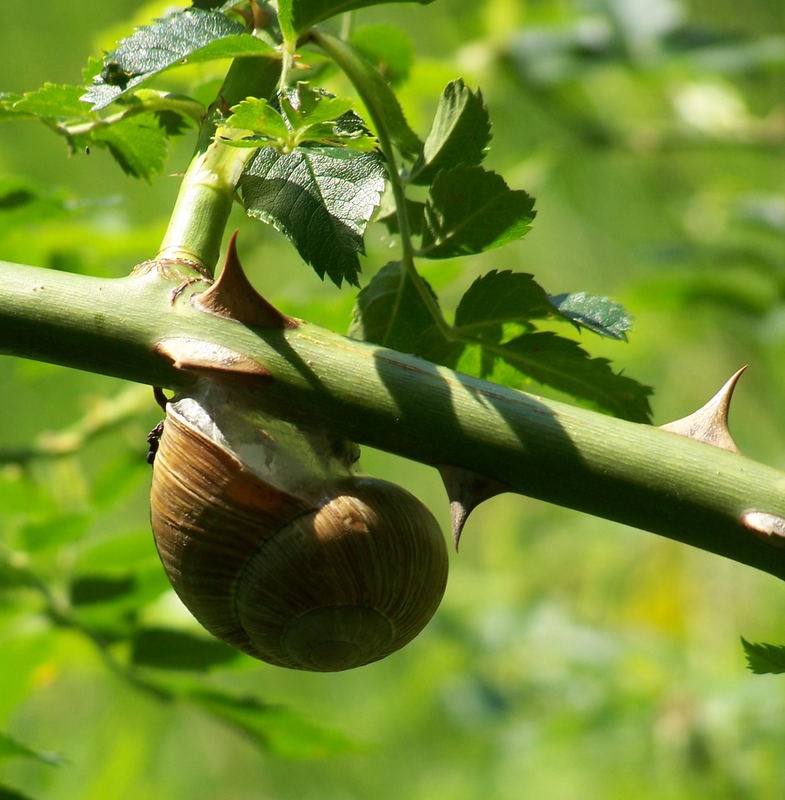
659,366,747,453
437,465,507,551
194,231,298,329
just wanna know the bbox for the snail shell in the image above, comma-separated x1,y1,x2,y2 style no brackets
150,382,448,671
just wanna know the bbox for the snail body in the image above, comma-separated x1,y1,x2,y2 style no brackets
150,382,448,672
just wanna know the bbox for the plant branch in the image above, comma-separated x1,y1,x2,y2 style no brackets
310,28,452,339
156,56,281,271
2,258,785,583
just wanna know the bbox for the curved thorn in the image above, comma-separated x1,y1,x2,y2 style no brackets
194,231,298,329
659,366,747,453
437,465,507,551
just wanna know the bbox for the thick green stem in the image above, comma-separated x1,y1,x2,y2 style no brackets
156,56,281,272
1,258,785,583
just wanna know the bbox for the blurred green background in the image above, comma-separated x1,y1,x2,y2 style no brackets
1,0,785,798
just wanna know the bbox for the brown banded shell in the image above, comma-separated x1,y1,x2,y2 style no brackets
150,401,448,672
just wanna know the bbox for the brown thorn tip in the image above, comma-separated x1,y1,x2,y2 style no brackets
194,230,298,329
659,365,747,453
437,466,507,551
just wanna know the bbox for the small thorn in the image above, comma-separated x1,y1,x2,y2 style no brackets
194,231,298,329
659,366,747,453
437,466,507,551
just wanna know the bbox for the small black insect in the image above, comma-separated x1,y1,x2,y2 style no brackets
101,60,133,87
146,420,164,465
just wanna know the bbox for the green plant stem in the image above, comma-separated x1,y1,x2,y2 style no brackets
2,258,785,583
310,28,452,339
156,56,281,271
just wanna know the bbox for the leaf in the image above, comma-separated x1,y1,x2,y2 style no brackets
7,84,89,120
76,530,159,573
0,176,73,230
90,115,170,180
226,88,377,152
131,628,240,671
444,331,652,422
70,575,138,606
18,513,91,553
375,198,425,237
409,79,491,185
350,266,650,420
240,145,385,286
227,97,290,143
0,786,37,800
350,24,414,86
82,8,259,110
0,732,61,767
420,166,536,258
549,292,633,341
454,271,553,336
278,0,435,39
741,637,785,674
349,261,439,352
185,687,358,758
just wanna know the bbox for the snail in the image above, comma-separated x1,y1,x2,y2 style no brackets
149,379,448,672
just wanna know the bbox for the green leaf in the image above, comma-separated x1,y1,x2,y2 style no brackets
549,292,633,341
375,197,425,237
185,687,358,758
349,261,439,352
227,97,290,142
90,115,170,180
18,513,91,553
0,732,61,767
420,166,536,258
409,79,491,185
0,786,37,800
350,24,414,87
82,9,257,110
76,530,159,573
279,0,435,39
444,331,652,422
351,265,652,421
226,88,376,152
131,628,240,671
741,637,785,674
454,271,553,335
7,84,89,120
70,570,167,611
240,145,385,286
0,176,73,231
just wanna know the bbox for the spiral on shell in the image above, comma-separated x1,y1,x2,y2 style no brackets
149,383,448,672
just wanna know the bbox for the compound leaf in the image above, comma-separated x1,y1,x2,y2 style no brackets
420,166,535,258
